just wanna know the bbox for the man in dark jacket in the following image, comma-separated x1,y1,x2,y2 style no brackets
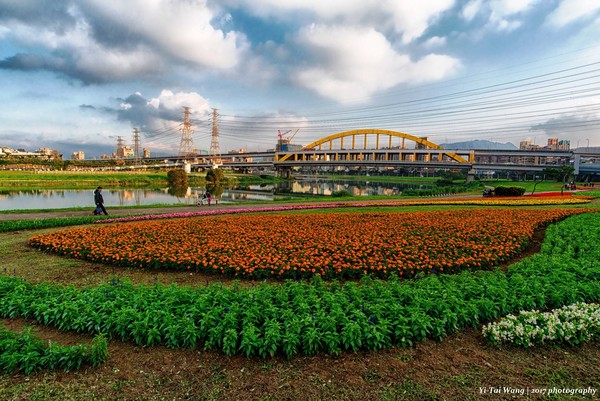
93,186,108,215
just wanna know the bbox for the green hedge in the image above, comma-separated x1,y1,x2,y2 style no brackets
0,216,104,233
493,186,526,196
0,325,108,374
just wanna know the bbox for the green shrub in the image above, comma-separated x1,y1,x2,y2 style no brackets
493,186,526,196
167,169,188,187
331,190,351,197
0,325,108,374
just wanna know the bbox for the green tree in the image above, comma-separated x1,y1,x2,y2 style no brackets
543,166,575,195
167,169,188,187
206,167,224,183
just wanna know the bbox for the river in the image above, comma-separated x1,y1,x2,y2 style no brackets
0,179,433,211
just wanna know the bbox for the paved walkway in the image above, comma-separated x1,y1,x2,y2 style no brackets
0,202,300,221
2,191,596,222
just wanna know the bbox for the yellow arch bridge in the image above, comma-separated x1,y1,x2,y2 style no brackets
275,129,474,167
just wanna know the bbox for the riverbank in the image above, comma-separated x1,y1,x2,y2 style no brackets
2,190,597,222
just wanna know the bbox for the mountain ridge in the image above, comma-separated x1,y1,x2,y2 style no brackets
440,140,518,150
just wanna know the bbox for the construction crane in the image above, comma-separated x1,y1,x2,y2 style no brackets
276,129,300,151
288,129,300,142
277,129,291,140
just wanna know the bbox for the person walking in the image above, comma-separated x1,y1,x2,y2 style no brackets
198,191,208,206
93,186,108,215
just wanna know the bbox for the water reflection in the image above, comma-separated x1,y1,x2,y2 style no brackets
0,180,433,211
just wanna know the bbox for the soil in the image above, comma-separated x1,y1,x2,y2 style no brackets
1,317,598,401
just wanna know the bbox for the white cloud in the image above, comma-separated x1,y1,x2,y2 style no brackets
384,0,455,43
75,44,163,82
462,0,483,21
492,0,539,16
1,0,247,83
293,25,459,103
489,15,522,32
79,0,244,69
423,36,447,48
226,0,455,44
4,18,164,82
149,90,211,115
546,0,600,27
405,54,461,82
0,25,10,39
462,0,540,32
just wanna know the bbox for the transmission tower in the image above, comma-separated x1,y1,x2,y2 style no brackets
209,108,221,165
178,107,194,159
132,128,141,164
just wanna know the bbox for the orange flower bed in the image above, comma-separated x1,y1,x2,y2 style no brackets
29,208,587,279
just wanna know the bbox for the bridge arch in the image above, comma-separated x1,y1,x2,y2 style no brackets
277,129,469,163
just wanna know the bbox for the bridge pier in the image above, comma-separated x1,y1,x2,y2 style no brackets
466,169,476,183
277,166,292,179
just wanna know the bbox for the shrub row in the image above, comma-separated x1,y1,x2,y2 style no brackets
0,325,108,374
0,216,115,233
493,186,526,196
402,184,480,197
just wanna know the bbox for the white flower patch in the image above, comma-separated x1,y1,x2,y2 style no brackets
482,303,600,347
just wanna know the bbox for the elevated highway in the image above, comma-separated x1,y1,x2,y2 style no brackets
176,129,598,178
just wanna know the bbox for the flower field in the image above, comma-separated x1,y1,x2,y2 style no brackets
29,208,587,279
93,195,593,225
4,212,600,360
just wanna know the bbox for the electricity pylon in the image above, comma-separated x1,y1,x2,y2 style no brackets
132,128,140,164
178,107,194,160
209,108,221,166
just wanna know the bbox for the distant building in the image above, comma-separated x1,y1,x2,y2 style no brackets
557,140,570,150
519,139,531,149
278,143,303,152
547,138,558,149
143,148,151,158
520,137,569,151
519,139,540,150
0,146,60,160
116,145,134,158
71,151,85,160
0,147,16,157
36,147,54,156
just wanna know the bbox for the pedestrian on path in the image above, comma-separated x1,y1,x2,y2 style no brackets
93,186,109,215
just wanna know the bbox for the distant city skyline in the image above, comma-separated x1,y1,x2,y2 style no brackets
4,135,593,161
1,1,599,159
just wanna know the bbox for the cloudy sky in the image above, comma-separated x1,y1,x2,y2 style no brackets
1,0,599,158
